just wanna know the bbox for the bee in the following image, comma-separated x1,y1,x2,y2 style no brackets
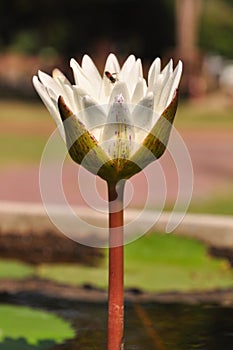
105,71,118,84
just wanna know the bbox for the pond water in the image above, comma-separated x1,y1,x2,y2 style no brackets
1,292,233,350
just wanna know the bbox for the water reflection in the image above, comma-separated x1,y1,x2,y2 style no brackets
1,293,233,350
59,302,233,350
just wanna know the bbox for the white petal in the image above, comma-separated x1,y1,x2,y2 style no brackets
33,76,65,139
132,93,155,146
81,95,107,141
135,59,143,79
109,81,130,106
41,69,75,113
104,53,120,74
131,78,147,105
161,59,173,84
73,85,88,98
156,79,172,113
148,58,161,91
33,76,57,118
166,60,183,106
82,95,106,128
52,70,76,111
124,58,143,98
38,70,62,97
100,94,134,159
120,54,136,80
62,84,77,113
70,58,97,99
99,53,121,103
72,85,86,112
81,55,102,88
52,68,71,86
106,94,131,124
132,92,154,129
152,60,173,108
157,60,183,112
153,74,165,114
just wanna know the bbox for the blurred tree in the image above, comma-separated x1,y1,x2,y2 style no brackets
0,0,232,59
199,0,233,58
0,0,174,59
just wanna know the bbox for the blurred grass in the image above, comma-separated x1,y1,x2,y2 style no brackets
1,134,48,164
175,98,233,129
37,234,233,292
0,100,50,122
0,100,53,164
0,260,34,279
188,190,233,216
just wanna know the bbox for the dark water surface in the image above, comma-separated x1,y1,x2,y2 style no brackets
1,292,233,350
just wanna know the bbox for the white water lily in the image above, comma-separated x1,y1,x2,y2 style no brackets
33,53,182,182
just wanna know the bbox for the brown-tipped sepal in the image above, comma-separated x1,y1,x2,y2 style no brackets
58,96,117,180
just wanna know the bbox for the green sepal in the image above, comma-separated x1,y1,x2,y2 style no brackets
58,96,117,180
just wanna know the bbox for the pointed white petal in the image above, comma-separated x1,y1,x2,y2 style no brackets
161,59,173,84
33,76,65,139
131,78,147,105
124,58,143,98
82,95,106,128
99,79,109,105
52,68,71,86
38,70,62,97
81,54,102,88
153,60,175,114
166,60,183,107
62,84,77,113
132,92,154,129
52,69,76,111
109,81,130,106
120,54,136,80
72,86,85,117
70,58,97,99
135,59,143,79
104,53,120,74
148,57,161,91
157,61,183,113
132,93,155,146
156,78,173,113
153,74,165,114
70,58,86,85
72,85,88,98
81,95,106,141
41,69,74,113
99,53,121,102
100,94,134,159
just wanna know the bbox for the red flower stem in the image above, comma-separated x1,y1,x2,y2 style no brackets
107,181,125,350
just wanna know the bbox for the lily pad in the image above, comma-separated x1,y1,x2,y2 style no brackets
0,304,75,348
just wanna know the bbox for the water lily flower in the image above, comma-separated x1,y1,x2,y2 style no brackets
33,53,183,350
33,54,182,183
